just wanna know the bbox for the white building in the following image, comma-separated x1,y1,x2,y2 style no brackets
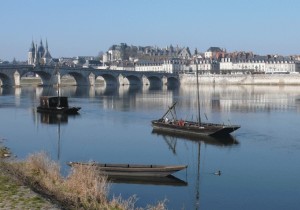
190,58,220,74
135,58,189,74
220,56,298,74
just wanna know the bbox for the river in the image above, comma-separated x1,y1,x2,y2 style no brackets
0,84,300,210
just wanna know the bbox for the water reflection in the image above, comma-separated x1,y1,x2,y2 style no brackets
34,113,80,161
151,130,239,152
107,175,187,186
2,85,300,113
151,130,239,209
1,84,300,209
40,113,69,124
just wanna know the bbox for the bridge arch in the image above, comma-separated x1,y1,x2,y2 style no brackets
28,71,53,86
167,76,179,87
122,75,142,86
96,74,118,86
0,73,13,86
61,72,90,86
146,76,163,87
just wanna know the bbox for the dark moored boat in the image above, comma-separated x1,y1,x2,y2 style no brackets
152,102,240,137
68,161,187,177
37,96,81,114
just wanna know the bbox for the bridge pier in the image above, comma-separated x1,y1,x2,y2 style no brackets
119,75,129,86
162,76,168,85
14,71,21,87
89,73,95,86
142,76,150,85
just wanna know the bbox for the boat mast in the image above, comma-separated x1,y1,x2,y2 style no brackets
195,58,201,125
55,64,61,107
55,64,60,96
161,102,177,120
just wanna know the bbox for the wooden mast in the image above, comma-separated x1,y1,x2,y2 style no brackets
195,58,201,126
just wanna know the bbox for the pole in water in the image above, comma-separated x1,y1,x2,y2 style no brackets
195,58,201,126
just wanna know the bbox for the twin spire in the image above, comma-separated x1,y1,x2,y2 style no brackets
28,39,52,65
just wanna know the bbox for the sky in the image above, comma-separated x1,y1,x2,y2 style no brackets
1,0,300,61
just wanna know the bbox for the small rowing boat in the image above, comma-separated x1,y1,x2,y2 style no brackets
67,161,187,177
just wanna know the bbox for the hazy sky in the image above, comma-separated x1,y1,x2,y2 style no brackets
1,0,299,61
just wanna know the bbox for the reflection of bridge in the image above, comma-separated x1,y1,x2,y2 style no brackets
0,64,179,87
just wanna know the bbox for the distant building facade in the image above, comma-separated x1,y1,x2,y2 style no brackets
220,54,299,74
26,40,300,74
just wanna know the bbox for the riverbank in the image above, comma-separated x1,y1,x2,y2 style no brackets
0,146,60,209
0,146,166,210
0,166,61,210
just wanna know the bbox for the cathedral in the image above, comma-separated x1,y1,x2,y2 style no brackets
28,39,52,65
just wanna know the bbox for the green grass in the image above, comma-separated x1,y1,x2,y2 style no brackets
0,173,48,209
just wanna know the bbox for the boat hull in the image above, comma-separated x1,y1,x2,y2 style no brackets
37,106,81,114
68,162,187,177
152,120,240,137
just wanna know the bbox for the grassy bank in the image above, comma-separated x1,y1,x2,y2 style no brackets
0,146,60,209
0,151,167,210
0,170,59,209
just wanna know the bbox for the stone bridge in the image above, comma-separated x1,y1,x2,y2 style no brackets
0,64,179,87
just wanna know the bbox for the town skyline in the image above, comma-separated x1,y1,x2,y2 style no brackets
1,0,300,61
2,39,300,63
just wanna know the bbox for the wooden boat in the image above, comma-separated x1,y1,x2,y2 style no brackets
37,96,81,114
67,161,187,177
36,65,81,114
152,60,240,138
151,103,240,137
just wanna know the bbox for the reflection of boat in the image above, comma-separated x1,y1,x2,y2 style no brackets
152,61,240,137
152,129,239,147
37,96,81,114
38,112,70,161
107,175,187,186
67,162,187,177
153,120,240,209
40,112,68,124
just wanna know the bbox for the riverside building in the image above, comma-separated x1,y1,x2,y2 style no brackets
26,40,300,74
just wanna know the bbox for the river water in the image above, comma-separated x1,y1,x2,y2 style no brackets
0,84,300,210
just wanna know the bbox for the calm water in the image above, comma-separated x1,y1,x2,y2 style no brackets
1,84,300,210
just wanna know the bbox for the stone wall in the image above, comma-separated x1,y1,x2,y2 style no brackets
180,74,300,85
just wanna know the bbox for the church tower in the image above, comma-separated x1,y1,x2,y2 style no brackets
28,39,52,65
28,41,35,64
34,44,38,65
42,39,52,64
37,39,45,61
